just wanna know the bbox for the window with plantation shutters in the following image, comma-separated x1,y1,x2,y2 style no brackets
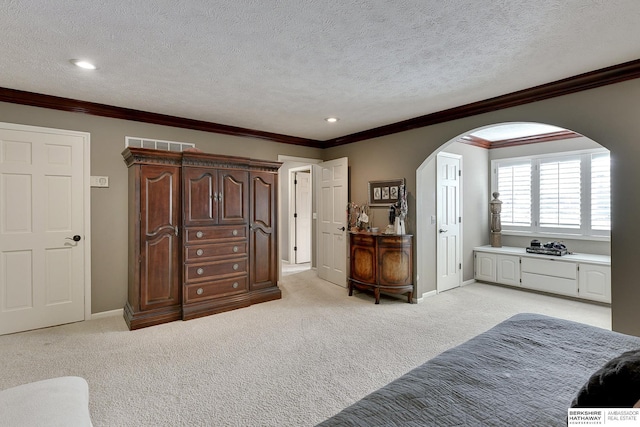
539,156,581,229
492,149,610,238
497,161,531,227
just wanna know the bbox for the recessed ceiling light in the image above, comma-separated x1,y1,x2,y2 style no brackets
70,59,97,70
325,117,339,123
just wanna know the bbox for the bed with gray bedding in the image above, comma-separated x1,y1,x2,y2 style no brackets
318,313,640,426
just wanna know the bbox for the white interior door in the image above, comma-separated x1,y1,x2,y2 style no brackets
294,171,311,264
316,157,348,286
437,152,462,292
0,123,89,335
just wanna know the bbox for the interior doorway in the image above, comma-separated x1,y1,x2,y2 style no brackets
291,169,311,265
436,152,462,292
277,156,321,280
0,122,91,335
277,155,349,286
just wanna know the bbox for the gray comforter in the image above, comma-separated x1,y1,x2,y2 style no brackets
318,313,640,426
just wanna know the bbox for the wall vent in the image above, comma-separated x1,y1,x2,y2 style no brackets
125,136,195,152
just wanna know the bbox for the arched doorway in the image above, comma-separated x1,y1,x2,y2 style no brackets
416,122,610,300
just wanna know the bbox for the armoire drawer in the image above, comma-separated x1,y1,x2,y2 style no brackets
184,242,247,262
184,258,248,283
184,276,248,303
185,226,247,243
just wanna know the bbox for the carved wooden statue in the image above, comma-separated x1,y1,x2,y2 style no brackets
490,191,502,247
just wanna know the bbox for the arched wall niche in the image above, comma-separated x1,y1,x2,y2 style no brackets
416,121,610,309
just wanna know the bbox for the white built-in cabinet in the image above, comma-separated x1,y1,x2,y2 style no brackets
475,252,497,283
578,264,611,303
497,255,520,287
474,246,610,303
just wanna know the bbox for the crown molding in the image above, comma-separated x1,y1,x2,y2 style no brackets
460,130,581,149
1,59,639,149
323,58,640,147
0,87,323,148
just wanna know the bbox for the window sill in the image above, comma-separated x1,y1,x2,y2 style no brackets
501,230,610,242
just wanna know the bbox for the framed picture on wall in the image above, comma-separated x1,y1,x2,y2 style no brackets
368,178,405,206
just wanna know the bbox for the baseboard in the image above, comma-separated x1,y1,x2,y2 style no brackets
415,289,437,304
91,308,123,319
462,279,476,287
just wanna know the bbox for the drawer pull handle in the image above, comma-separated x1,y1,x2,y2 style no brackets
196,231,204,238
232,229,238,236
233,264,239,270
196,268,204,275
233,246,239,253
196,249,204,256
232,282,239,289
196,288,204,295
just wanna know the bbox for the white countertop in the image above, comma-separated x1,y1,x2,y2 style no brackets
474,245,610,266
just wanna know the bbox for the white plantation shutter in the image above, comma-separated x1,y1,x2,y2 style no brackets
493,149,610,238
497,162,531,226
591,153,610,231
539,157,581,229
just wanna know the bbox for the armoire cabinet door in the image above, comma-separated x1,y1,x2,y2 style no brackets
219,169,248,224
139,165,181,310
183,167,248,226
249,171,277,289
183,167,217,226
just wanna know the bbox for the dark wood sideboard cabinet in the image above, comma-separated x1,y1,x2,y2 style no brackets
348,232,414,304
122,147,281,330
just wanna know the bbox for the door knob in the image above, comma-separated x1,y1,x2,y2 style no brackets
338,226,346,231
439,229,448,233
66,235,82,242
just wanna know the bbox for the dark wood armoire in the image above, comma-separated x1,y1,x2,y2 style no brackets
122,147,281,330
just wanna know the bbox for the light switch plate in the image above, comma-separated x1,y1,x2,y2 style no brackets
91,176,109,188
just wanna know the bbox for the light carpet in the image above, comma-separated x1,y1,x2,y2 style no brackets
0,270,610,426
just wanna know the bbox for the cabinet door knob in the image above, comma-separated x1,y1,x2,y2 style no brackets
196,268,204,275
232,282,239,289
232,229,238,236
233,246,239,253
196,288,204,295
196,231,204,238
196,249,204,256
233,264,239,270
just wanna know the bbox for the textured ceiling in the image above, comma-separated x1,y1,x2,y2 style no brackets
1,1,639,141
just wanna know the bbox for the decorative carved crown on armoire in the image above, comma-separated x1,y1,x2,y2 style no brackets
122,147,281,330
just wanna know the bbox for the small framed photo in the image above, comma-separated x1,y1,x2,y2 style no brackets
368,178,405,206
